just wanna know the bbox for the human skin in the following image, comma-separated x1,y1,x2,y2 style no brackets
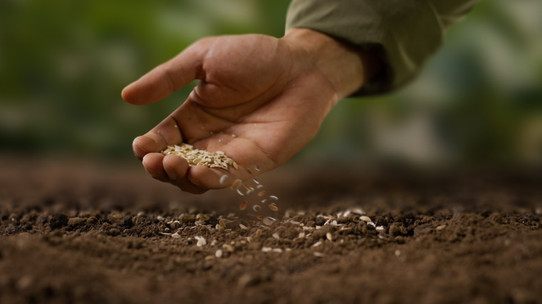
122,28,375,193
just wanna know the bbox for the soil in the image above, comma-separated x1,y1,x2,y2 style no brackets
1,156,541,304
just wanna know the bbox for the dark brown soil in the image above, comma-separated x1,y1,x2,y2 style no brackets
1,156,541,304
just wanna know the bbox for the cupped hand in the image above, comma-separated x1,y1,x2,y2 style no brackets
122,29,369,193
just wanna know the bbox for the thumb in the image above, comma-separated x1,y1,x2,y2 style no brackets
121,43,207,105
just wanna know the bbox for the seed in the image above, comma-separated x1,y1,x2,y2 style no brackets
252,205,261,212
231,179,242,189
236,188,244,196
256,215,263,221
194,236,207,247
268,203,279,212
252,178,260,185
269,195,278,201
261,247,272,252
257,191,266,197
171,232,181,239
376,225,385,232
239,224,248,230
215,249,223,258
262,216,276,226
261,199,267,204
313,252,325,257
219,175,228,185
436,224,446,231
239,201,247,211
254,165,261,171
272,248,283,253
326,232,333,242
360,216,372,223
272,233,280,240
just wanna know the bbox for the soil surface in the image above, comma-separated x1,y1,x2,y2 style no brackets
1,156,541,304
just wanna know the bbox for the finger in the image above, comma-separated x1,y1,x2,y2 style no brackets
122,43,207,105
163,155,207,194
142,153,168,181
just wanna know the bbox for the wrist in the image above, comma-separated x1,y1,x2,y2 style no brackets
282,28,371,99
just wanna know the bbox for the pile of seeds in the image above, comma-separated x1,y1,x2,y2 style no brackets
162,143,238,170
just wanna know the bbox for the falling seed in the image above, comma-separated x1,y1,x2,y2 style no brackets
252,205,262,212
239,201,247,210
219,175,228,185
269,195,279,201
268,203,279,212
256,185,264,189
252,178,260,185
262,216,275,226
215,249,223,258
232,179,242,189
236,188,245,196
360,216,372,223
256,215,264,221
246,187,255,195
261,199,267,204
254,165,261,171
257,191,266,197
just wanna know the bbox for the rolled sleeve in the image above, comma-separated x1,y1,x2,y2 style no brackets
286,0,478,95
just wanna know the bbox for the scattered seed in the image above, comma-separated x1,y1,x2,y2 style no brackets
215,249,223,258
195,236,207,247
360,216,372,223
326,232,333,242
252,178,260,185
171,232,181,239
272,248,283,253
236,188,244,196
262,216,276,226
239,224,248,230
261,199,267,204
312,241,322,247
252,205,261,212
257,191,266,197
436,224,446,231
313,252,325,257
272,233,280,240
367,222,376,228
376,225,385,232
261,247,272,252
269,195,279,201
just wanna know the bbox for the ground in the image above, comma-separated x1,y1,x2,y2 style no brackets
1,156,541,304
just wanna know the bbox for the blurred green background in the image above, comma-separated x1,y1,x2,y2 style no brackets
1,0,541,169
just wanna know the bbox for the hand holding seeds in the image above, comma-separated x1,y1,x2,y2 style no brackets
122,29,373,193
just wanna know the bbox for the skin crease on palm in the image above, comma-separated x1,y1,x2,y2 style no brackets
121,28,374,194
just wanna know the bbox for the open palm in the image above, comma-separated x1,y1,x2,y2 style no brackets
122,30,366,193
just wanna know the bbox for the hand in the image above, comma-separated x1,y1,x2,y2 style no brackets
122,28,372,193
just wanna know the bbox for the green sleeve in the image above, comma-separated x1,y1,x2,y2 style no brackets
286,0,478,95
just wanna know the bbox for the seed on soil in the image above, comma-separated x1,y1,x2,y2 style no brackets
239,224,248,230
436,224,446,231
171,232,181,239
262,216,276,226
313,252,325,257
360,216,372,223
272,233,280,240
326,232,333,242
215,249,223,258
162,143,238,170
261,247,272,252
195,236,207,247
376,225,385,232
